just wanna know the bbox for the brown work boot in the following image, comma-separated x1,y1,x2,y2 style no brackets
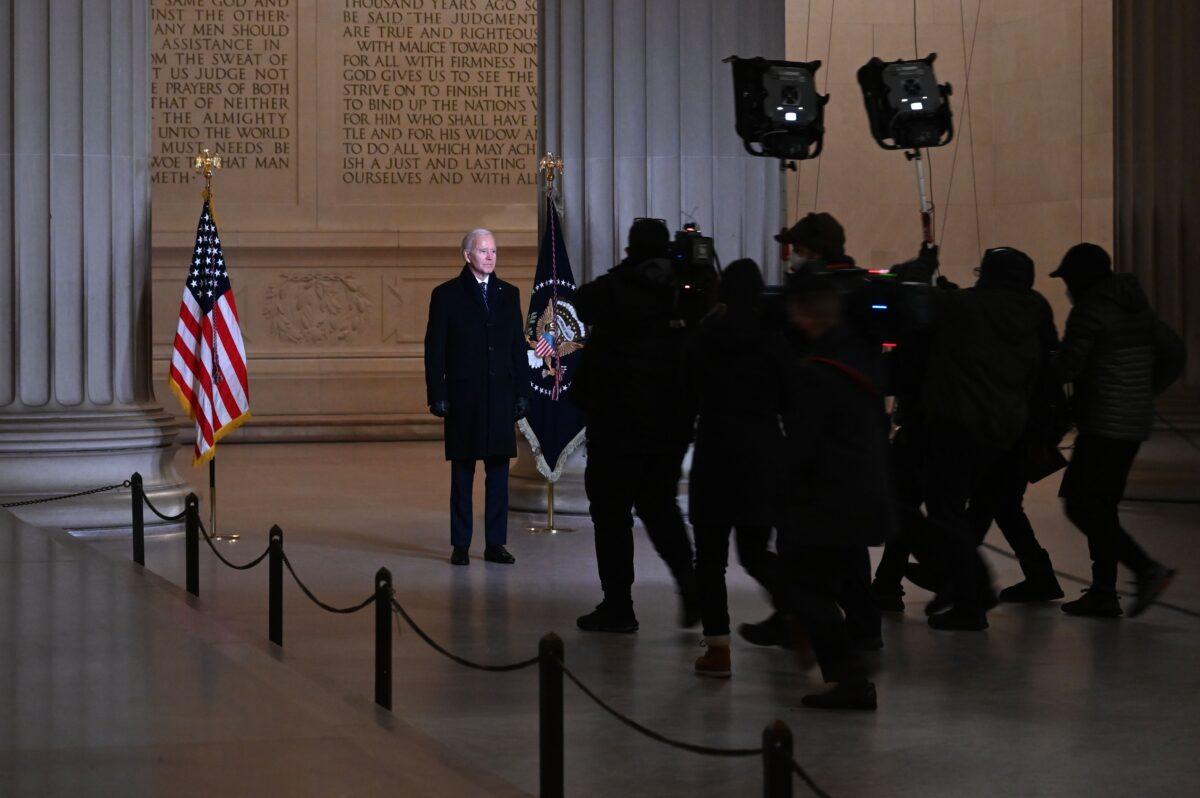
694,637,731,678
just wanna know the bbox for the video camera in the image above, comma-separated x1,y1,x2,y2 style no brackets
668,223,720,328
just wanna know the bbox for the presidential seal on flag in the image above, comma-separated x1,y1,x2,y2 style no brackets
527,297,585,383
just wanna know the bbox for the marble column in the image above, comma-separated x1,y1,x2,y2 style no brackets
1115,0,1200,419
0,0,185,531
512,0,785,512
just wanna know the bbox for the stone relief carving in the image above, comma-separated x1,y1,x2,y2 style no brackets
263,273,372,344
382,275,405,343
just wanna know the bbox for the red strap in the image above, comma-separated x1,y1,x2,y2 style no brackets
806,355,882,397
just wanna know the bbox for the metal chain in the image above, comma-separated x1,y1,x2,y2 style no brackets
792,759,834,798
142,494,187,522
1,480,130,509
557,659,763,757
197,518,269,571
390,597,539,672
279,550,374,614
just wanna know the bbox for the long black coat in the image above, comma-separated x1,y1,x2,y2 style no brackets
684,307,790,527
781,325,896,548
424,266,530,461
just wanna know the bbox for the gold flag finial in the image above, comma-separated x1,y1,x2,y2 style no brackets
539,152,564,186
193,148,222,201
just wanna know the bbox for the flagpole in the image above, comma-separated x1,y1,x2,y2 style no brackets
526,152,575,535
194,149,240,543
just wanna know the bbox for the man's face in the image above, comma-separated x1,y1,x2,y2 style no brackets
465,234,497,278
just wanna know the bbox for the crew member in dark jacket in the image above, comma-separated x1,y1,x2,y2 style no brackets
780,273,896,711
920,247,1045,631
424,229,530,566
964,249,1066,603
573,219,698,633
1050,243,1181,617
685,259,790,678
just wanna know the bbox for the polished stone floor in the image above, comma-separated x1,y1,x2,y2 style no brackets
25,434,1200,795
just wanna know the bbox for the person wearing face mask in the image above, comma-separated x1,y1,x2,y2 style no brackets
775,212,867,288
424,229,531,566
1049,243,1184,618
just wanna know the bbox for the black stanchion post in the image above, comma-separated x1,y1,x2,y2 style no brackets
539,633,565,798
374,567,393,710
762,720,793,798
268,525,283,647
184,493,200,597
131,472,145,566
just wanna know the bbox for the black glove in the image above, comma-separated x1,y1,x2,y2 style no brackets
935,275,960,291
918,242,939,268
514,397,529,420
430,400,449,418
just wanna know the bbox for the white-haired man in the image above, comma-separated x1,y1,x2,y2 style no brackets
424,229,530,565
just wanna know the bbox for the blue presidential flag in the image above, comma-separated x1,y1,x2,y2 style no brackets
518,196,586,480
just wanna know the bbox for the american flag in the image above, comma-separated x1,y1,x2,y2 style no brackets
534,328,557,359
168,200,250,464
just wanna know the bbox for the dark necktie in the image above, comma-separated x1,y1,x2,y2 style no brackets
479,279,489,311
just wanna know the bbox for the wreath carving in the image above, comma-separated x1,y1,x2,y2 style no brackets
263,273,372,344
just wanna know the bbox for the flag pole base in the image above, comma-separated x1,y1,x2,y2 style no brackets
209,456,240,541
525,481,575,534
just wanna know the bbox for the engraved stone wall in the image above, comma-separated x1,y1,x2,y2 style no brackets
149,0,540,441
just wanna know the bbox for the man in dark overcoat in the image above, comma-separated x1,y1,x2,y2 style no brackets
424,229,530,565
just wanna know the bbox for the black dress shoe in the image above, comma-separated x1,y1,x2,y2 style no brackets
576,602,639,633
801,681,877,711
484,545,515,564
450,546,469,566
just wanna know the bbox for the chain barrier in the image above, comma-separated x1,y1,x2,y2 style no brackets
197,518,270,571
142,493,187,522
390,597,539,672
386,596,833,794
279,550,374,614
1,480,130,509
980,542,1200,620
1157,410,1200,455
556,658,764,758
792,760,834,798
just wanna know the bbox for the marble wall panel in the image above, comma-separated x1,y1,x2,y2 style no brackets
784,0,1114,326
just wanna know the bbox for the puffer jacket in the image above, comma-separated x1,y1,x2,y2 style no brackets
1054,273,1160,441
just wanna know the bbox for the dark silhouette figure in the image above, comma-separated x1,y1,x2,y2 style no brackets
1050,243,1183,617
572,219,699,633
919,248,1046,631
779,274,896,711
684,259,790,677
